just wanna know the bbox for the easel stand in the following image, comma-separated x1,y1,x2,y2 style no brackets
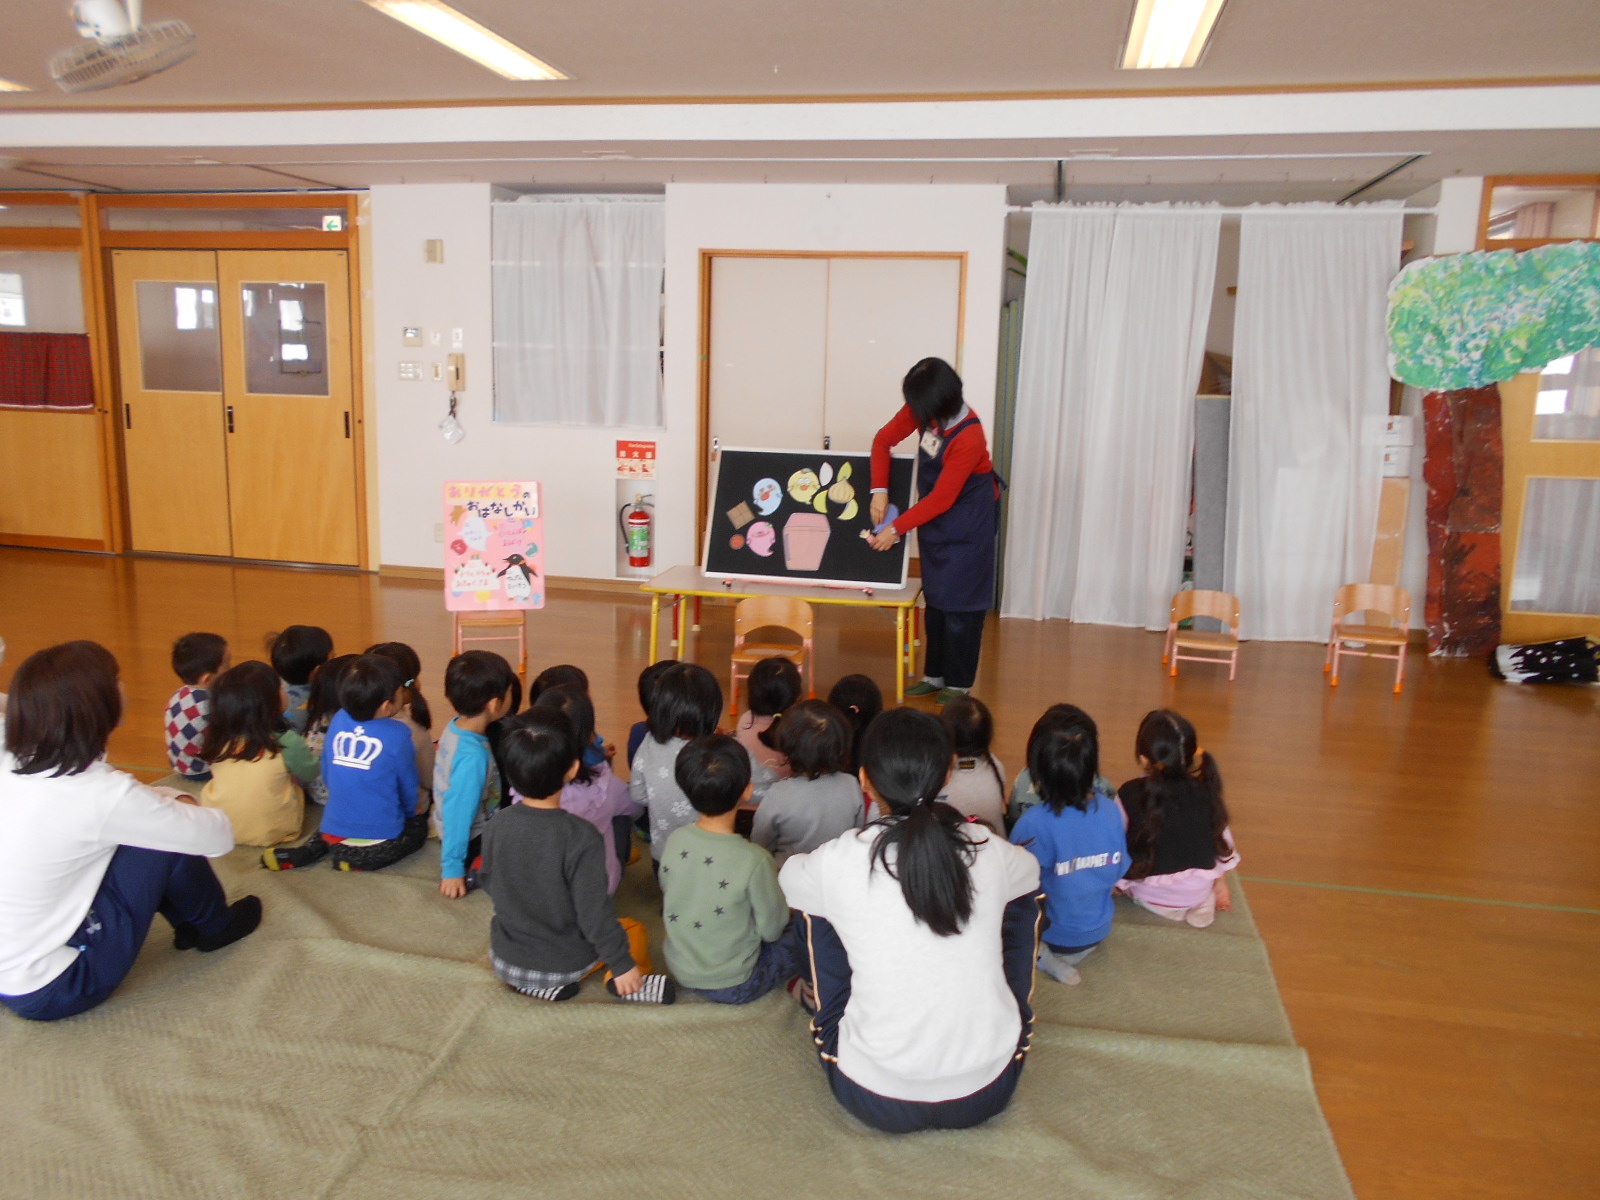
453,611,528,676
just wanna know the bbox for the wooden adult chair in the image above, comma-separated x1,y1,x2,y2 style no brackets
729,595,814,716
1326,584,1412,693
1162,589,1242,680
453,611,527,677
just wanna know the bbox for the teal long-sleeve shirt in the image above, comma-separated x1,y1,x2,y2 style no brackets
433,718,500,880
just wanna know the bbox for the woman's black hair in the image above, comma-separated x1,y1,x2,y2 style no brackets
269,625,333,686
338,654,405,722
365,641,431,730
826,673,883,772
171,632,228,686
1128,709,1229,874
531,664,588,698
5,640,121,777
636,658,677,715
303,654,359,737
768,699,852,780
646,663,722,744
199,660,287,765
860,707,977,938
746,656,801,718
1026,704,1100,816
444,650,517,719
675,733,751,817
500,706,577,801
940,694,1005,800
901,357,964,429
535,686,597,786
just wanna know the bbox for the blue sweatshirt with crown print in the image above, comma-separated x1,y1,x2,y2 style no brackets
320,709,419,841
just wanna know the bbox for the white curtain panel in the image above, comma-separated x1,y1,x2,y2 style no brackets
492,197,664,426
1002,205,1220,627
1226,204,1403,641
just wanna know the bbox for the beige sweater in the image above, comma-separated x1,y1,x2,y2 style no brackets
201,752,305,847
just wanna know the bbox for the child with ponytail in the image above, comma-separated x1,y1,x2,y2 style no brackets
1009,705,1127,985
778,707,1043,1134
1117,709,1238,929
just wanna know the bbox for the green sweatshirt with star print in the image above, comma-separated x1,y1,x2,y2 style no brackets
658,823,790,990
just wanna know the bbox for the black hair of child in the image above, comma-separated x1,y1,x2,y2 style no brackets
768,698,853,781
535,685,597,786
364,641,432,730
636,658,678,714
270,625,334,686
1025,703,1100,816
1128,709,1230,875
171,632,228,686
304,653,360,737
339,653,405,722
826,673,883,771
861,706,977,938
200,660,287,764
531,663,588,699
445,650,517,719
646,662,723,744
940,693,1006,800
674,733,752,817
500,705,578,801
5,640,122,778
746,656,801,718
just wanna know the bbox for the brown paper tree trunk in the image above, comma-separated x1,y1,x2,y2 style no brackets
1422,386,1502,655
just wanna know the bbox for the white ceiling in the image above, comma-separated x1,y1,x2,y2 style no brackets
1,0,1597,198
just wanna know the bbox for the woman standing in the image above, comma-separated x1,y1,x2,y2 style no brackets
868,357,1001,705
0,641,259,1022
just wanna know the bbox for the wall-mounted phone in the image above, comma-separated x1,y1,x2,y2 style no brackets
445,353,466,390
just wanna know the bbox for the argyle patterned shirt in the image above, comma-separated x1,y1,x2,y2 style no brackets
164,685,212,780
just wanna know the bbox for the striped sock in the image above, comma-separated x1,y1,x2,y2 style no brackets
513,981,581,1002
606,974,676,1004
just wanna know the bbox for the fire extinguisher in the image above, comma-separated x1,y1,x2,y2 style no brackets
620,494,653,567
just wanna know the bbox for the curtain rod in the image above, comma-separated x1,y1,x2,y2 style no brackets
1007,204,1437,216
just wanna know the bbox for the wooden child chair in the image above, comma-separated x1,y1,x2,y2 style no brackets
729,595,814,717
1162,589,1242,680
452,611,527,677
1325,583,1412,693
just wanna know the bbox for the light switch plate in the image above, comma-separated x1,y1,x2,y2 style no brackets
398,361,424,380
402,326,423,347
450,328,465,349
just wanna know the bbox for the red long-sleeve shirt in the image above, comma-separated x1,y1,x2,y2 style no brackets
870,405,993,535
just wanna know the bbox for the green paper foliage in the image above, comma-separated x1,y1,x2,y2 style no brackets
1387,241,1600,391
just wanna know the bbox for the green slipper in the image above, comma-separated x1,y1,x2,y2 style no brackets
904,680,941,697
935,687,968,706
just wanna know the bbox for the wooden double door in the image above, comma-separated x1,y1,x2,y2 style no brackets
112,249,359,566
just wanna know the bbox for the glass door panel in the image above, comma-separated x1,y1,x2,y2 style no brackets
134,280,221,392
240,281,328,396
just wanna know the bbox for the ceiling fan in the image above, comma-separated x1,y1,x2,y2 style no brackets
50,0,198,93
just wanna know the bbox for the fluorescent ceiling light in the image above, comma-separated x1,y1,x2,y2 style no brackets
0,78,33,92
363,0,567,81
1121,0,1228,70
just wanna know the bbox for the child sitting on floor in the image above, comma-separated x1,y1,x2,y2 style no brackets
938,694,1007,830
270,625,333,733
661,734,795,1003
735,657,800,778
826,673,882,773
365,641,435,818
301,653,359,806
630,662,725,862
264,653,425,872
1009,704,1127,985
539,686,641,896
165,632,229,784
1117,709,1238,929
627,659,677,766
751,700,865,865
198,661,318,847
435,650,517,899
531,664,612,768
481,706,674,1004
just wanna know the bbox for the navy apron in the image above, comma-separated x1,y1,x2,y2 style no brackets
915,412,1000,612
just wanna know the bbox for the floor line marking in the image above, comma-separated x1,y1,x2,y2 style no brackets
1240,874,1600,916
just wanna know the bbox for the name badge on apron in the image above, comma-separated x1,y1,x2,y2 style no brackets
919,428,945,458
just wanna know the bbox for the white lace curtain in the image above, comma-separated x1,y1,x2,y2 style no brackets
1225,205,1403,640
491,197,664,426
1002,204,1221,627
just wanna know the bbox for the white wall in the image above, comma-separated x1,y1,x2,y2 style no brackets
370,182,1007,577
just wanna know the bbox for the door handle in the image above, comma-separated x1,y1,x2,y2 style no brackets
343,411,351,439
124,403,131,430
226,405,235,433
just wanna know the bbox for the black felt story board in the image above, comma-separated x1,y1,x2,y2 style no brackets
702,448,917,589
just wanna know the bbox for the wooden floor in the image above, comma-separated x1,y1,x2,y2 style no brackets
2,547,1596,1200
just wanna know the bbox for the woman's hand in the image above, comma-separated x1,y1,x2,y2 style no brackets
869,493,888,527
868,527,900,552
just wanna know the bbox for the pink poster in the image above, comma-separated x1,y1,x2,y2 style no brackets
443,481,544,612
